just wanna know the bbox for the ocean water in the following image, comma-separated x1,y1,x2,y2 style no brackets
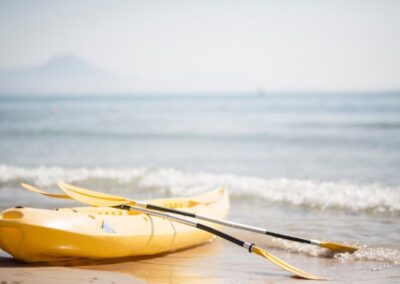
0,93,400,272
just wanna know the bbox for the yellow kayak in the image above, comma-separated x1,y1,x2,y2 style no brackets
0,188,229,262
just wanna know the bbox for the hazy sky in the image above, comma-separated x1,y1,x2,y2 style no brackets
0,0,399,93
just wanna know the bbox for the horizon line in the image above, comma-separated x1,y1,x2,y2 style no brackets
1,90,400,99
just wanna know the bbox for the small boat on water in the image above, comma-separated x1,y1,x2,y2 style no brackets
0,188,229,262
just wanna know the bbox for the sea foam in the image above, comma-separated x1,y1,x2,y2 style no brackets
0,165,399,214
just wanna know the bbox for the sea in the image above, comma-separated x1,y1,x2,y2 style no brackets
0,93,399,281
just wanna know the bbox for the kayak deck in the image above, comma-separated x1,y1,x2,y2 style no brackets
0,188,229,262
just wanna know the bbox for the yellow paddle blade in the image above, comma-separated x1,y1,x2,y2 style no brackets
252,246,324,280
58,182,134,207
319,241,359,253
21,183,72,199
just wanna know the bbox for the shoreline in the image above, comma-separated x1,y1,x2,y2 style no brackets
2,235,399,284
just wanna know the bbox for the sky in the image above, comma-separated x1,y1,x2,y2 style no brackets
0,0,399,93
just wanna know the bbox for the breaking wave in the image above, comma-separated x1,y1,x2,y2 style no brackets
0,165,399,215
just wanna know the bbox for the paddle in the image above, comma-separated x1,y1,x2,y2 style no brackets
58,182,323,280
21,183,71,199
57,182,359,253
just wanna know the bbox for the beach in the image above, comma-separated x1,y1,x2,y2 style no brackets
0,94,399,283
1,231,399,283
1,0,400,282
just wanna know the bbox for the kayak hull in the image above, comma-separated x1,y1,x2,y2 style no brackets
0,188,229,262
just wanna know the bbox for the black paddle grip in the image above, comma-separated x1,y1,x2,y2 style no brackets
266,231,311,244
146,204,196,218
196,223,245,247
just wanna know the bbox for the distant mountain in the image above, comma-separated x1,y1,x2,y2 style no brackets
0,54,134,95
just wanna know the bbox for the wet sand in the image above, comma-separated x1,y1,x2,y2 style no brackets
0,251,142,284
1,233,398,284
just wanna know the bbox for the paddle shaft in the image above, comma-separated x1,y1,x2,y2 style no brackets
56,182,324,279
116,205,322,280
143,203,320,247
22,182,295,245
120,204,254,251
23,182,351,252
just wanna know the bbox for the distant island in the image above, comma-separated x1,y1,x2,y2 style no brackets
0,54,134,95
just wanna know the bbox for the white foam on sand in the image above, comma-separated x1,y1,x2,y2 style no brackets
269,238,400,265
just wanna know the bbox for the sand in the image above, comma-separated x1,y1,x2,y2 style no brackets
0,251,142,284
1,233,399,284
